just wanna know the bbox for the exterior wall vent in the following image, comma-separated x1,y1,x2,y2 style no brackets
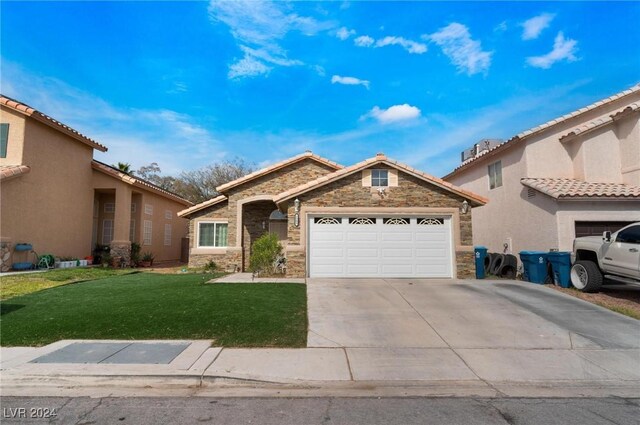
527,188,536,198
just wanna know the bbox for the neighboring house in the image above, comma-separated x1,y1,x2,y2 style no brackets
443,84,640,255
179,151,487,278
0,95,192,269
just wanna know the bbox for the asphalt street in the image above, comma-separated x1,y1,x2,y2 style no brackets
1,396,639,425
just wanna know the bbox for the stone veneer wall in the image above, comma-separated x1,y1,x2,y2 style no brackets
187,159,338,271
283,165,475,278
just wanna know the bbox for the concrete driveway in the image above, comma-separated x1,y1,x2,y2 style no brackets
307,278,640,382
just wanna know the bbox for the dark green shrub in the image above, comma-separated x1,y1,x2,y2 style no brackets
204,260,217,273
249,233,282,273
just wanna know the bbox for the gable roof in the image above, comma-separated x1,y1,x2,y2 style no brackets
215,151,343,193
177,195,227,217
0,95,108,152
521,178,640,200
443,83,640,180
0,164,31,182
274,153,488,206
92,160,193,206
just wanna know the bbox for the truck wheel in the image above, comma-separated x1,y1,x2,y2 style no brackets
570,261,603,293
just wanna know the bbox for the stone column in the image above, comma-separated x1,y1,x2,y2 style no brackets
110,185,132,266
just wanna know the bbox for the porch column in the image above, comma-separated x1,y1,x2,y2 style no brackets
110,185,132,265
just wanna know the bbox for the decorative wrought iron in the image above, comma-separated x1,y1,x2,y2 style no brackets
418,218,444,225
349,217,376,225
315,217,341,225
383,218,409,225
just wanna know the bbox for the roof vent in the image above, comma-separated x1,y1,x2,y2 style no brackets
376,152,385,157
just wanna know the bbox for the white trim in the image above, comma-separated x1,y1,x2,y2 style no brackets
143,220,152,245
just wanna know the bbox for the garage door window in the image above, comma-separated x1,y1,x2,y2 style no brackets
383,218,409,225
349,217,376,225
314,217,341,224
418,218,444,225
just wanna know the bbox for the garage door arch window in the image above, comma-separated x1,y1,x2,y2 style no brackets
349,217,376,225
418,218,444,226
383,218,409,225
314,217,341,225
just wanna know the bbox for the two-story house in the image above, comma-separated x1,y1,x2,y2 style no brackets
0,95,192,270
443,84,640,255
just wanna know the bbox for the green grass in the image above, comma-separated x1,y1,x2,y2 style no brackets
1,267,137,300
0,273,307,347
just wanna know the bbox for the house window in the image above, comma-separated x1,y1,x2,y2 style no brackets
165,210,172,220
0,123,9,158
130,219,136,242
102,219,114,244
143,220,152,245
371,169,389,187
144,204,153,215
131,203,136,213
164,224,172,246
198,222,228,247
104,202,115,213
488,161,502,189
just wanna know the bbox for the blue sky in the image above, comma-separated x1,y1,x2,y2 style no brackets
2,1,639,177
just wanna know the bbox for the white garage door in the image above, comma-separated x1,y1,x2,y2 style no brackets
308,216,453,278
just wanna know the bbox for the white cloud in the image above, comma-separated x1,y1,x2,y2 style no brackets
494,21,508,33
1,61,226,175
336,26,356,40
427,23,492,75
375,36,427,54
526,32,578,69
362,104,421,124
331,75,370,89
521,13,556,40
208,0,333,79
354,35,374,47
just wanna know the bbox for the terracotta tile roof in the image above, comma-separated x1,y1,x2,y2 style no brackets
216,151,343,193
92,160,193,206
0,95,108,152
521,178,640,199
177,195,227,217
0,164,30,181
560,102,639,142
443,83,640,180
274,153,488,206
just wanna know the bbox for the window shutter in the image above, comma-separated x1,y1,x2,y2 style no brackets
0,123,9,158
362,169,372,187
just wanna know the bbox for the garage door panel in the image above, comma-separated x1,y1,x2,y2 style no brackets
347,232,378,242
347,248,378,258
309,216,453,278
382,232,413,242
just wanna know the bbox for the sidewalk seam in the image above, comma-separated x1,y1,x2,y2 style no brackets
342,348,354,381
199,348,224,387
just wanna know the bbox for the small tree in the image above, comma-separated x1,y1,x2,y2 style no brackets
249,233,282,274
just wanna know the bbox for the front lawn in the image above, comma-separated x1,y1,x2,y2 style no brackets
0,267,137,300
0,273,307,347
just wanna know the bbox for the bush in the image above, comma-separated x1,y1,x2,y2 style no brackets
249,233,282,273
130,242,141,266
204,260,217,273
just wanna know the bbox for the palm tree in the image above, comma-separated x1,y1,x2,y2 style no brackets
115,162,132,174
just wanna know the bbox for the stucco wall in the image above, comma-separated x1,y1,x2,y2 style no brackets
0,107,26,165
1,114,95,263
447,91,640,256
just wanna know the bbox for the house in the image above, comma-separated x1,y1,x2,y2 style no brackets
443,84,640,255
0,95,192,270
178,151,487,278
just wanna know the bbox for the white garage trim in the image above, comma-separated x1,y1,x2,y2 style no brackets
306,210,456,278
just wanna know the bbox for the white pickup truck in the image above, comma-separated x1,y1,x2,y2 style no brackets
571,222,640,292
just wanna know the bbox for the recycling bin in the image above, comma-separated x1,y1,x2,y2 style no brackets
519,251,549,284
474,246,488,279
547,251,572,288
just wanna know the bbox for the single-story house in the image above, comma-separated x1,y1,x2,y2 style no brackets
179,151,487,278
0,95,192,270
443,84,640,254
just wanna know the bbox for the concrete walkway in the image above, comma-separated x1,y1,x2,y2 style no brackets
208,272,305,283
1,279,639,397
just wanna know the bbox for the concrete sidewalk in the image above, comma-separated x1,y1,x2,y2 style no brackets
2,339,639,398
208,272,305,283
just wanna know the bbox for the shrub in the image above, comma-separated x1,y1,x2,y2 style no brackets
204,260,217,273
130,242,141,266
249,233,282,273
